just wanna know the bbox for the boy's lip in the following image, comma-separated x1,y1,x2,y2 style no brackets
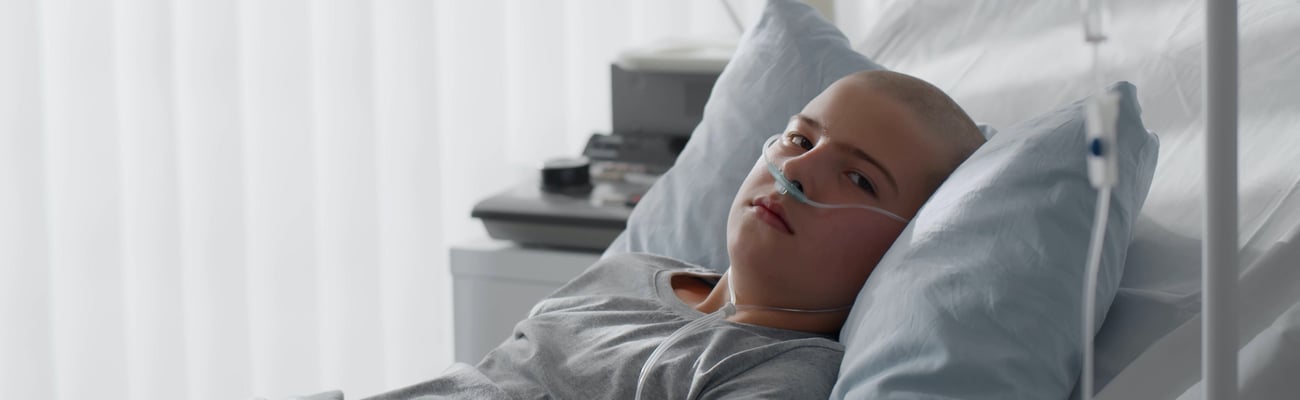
751,195,794,235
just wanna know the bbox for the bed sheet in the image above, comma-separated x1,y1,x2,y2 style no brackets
850,0,1300,396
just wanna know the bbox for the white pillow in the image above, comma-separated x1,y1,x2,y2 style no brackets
604,0,997,269
833,82,1158,399
603,0,881,271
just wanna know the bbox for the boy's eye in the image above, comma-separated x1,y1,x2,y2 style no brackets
848,172,877,195
787,132,814,151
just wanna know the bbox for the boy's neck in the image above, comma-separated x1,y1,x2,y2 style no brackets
670,271,847,336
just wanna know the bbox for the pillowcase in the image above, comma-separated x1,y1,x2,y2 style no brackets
832,82,1159,399
602,0,880,271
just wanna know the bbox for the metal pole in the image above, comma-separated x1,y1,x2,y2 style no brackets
1203,0,1238,399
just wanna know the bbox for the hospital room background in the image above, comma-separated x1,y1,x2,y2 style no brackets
2,0,1298,399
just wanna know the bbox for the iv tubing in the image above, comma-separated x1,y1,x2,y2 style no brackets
1079,2,1111,398
1082,187,1111,400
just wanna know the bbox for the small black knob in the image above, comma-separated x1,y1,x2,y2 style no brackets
540,157,592,194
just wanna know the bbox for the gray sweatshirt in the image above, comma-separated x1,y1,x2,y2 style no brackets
366,253,845,399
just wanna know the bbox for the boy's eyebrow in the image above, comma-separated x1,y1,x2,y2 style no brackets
850,147,898,194
793,114,821,131
795,114,899,194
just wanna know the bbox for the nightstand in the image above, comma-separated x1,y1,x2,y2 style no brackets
449,238,600,364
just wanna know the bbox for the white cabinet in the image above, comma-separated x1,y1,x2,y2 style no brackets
449,238,599,364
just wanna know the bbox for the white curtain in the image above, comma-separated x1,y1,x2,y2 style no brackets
0,0,836,399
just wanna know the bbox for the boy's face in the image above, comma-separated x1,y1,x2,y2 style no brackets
725,76,954,310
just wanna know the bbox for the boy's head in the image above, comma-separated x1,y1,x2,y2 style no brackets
725,70,985,312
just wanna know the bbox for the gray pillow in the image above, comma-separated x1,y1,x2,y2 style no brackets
603,0,879,271
832,82,1158,399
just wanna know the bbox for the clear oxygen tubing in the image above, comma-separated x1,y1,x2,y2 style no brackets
762,135,911,224
633,301,734,400
633,272,851,400
637,131,901,399
1080,1,1111,399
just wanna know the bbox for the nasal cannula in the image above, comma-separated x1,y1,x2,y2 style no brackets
632,138,862,400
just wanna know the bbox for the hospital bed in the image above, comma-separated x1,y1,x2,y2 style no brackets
852,2,1300,398
606,0,1300,398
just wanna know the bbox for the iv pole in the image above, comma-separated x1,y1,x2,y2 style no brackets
1203,0,1238,398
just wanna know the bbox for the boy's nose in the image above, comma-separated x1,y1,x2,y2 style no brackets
779,148,825,197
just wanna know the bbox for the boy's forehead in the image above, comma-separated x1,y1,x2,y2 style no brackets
800,84,921,139
799,82,959,198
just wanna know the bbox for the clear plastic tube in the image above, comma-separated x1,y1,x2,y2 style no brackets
762,135,911,224
634,272,852,399
1080,2,1111,398
634,303,733,400
727,272,852,314
1081,0,1108,43
1082,188,1111,400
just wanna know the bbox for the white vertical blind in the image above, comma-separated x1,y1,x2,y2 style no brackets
0,1,822,398
0,0,54,399
42,0,129,399
370,0,444,392
311,0,385,395
239,0,319,394
117,0,186,398
173,0,254,397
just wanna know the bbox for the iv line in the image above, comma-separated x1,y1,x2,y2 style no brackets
1080,1,1114,399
